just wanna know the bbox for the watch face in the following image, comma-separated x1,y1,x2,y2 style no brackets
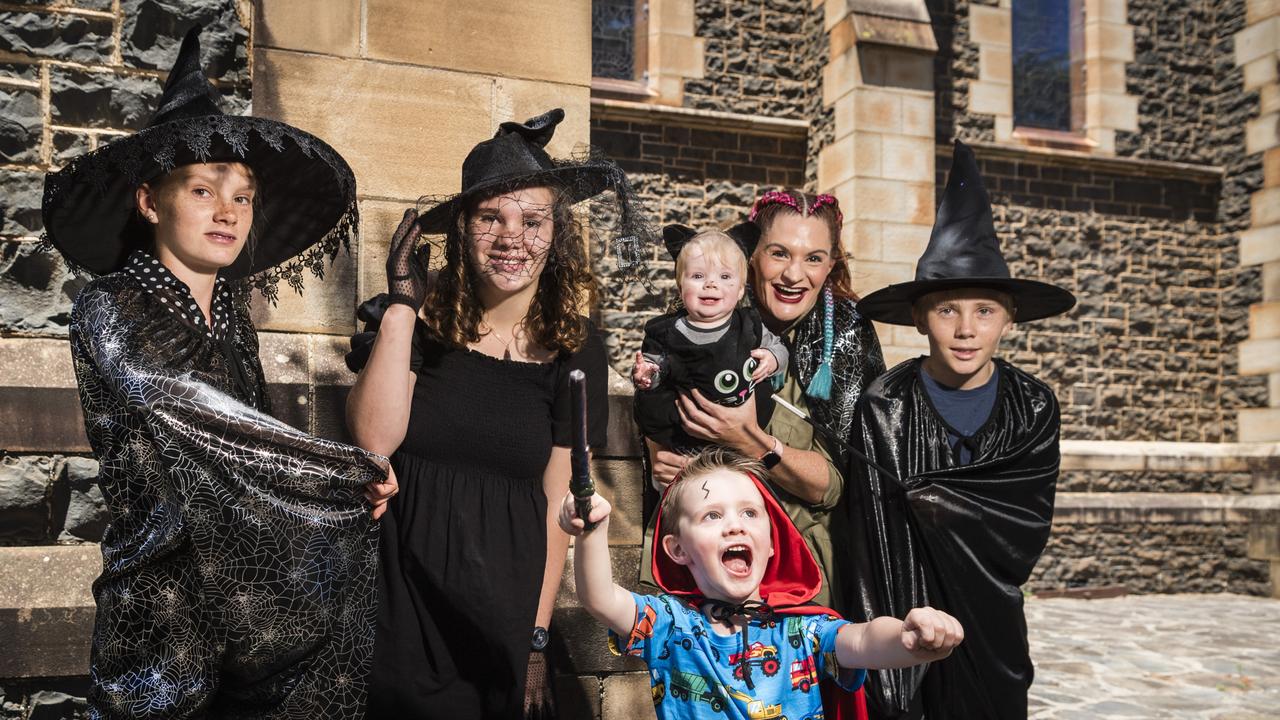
531,626,549,651
761,451,782,470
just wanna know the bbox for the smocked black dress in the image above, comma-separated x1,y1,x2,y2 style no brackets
348,305,608,719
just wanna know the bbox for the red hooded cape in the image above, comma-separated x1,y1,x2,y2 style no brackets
650,472,869,720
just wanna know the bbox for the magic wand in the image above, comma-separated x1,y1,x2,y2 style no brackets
568,369,597,531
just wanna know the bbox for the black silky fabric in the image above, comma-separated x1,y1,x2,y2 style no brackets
70,271,383,719
841,358,1059,720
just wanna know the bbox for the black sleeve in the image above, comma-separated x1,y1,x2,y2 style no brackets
552,322,610,449
344,293,426,375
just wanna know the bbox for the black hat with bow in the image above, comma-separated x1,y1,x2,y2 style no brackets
857,140,1076,325
416,108,634,235
42,25,358,298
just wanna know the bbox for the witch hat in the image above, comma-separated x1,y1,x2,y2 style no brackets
42,25,358,294
416,109,633,235
857,140,1075,325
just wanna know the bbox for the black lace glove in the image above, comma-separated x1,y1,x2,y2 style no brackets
523,650,556,720
386,209,429,309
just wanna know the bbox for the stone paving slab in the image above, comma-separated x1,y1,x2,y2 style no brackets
1027,594,1280,718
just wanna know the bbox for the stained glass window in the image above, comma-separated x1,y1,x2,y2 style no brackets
593,0,639,81
1012,0,1074,131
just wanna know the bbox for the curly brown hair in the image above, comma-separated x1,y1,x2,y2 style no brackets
422,185,599,354
750,189,857,301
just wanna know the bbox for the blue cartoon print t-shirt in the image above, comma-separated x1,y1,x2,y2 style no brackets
611,593,866,720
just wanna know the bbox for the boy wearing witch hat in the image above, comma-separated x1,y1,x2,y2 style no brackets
559,446,963,720
844,140,1076,720
42,26,394,718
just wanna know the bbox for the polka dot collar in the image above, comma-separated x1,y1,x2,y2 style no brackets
123,251,233,340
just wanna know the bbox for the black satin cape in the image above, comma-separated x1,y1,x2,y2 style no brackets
840,358,1059,720
70,272,384,719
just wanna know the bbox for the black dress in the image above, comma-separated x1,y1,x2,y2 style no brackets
351,311,608,719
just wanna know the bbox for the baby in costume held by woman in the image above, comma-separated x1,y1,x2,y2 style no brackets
632,225,788,452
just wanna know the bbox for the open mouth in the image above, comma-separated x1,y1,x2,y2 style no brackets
698,296,721,305
722,544,753,577
771,284,807,304
206,232,236,244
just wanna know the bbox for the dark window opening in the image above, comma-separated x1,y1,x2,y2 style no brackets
593,0,642,81
1012,0,1082,132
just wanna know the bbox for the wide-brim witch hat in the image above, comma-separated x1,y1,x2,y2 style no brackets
857,140,1076,325
651,472,823,609
661,222,761,262
42,25,357,297
416,108,634,235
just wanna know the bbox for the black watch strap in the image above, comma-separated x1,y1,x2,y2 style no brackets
531,625,549,652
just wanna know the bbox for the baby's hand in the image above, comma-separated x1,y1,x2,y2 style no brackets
632,351,660,390
558,491,612,536
749,349,779,382
901,607,964,660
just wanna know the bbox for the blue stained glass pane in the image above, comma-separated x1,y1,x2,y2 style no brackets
1012,0,1072,131
593,0,636,80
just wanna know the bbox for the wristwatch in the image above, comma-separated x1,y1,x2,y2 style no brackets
759,435,783,470
531,625,549,652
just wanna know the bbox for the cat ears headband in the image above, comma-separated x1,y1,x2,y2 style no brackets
662,222,763,261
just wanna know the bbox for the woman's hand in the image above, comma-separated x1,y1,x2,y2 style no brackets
523,650,555,719
385,209,429,308
749,348,779,383
365,464,398,520
645,438,689,492
677,389,765,453
631,351,660,390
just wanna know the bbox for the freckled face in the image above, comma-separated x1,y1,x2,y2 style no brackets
139,162,255,276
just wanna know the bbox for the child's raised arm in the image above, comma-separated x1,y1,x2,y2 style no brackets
835,607,964,670
557,492,638,637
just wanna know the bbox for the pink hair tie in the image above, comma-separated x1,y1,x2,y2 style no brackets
748,190,843,226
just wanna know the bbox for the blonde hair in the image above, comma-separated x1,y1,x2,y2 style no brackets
659,446,769,536
674,229,748,286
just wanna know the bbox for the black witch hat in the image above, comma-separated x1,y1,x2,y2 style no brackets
42,25,358,299
857,140,1075,325
417,108,632,234
661,222,761,261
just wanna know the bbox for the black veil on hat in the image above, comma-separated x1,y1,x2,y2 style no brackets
41,25,358,301
857,140,1076,326
413,108,654,275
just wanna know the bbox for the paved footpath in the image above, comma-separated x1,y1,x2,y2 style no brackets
1027,594,1280,718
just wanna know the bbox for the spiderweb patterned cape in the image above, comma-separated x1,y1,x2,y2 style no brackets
70,272,384,719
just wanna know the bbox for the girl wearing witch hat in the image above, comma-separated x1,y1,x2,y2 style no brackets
43,26,394,719
344,108,652,718
842,140,1076,720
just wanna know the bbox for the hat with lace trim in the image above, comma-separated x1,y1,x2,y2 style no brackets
41,25,357,301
